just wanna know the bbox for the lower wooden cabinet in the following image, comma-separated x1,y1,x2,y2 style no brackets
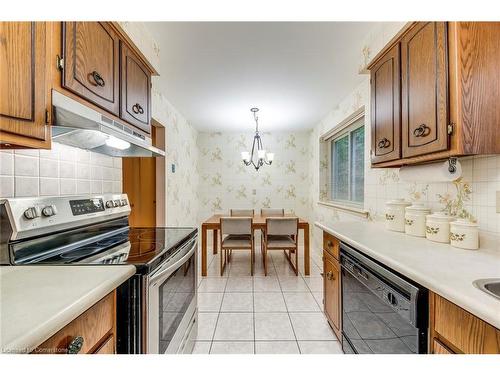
33,292,116,354
429,292,500,354
322,231,342,341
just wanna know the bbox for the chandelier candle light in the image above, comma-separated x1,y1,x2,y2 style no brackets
241,107,274,171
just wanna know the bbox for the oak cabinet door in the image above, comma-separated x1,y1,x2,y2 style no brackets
370,43,401,163
0,22,49,146
401,22,449,158
323,251,341,338
62,22,120,115
120,42,151,134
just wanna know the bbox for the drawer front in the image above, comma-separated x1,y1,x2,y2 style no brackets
36,292,115,354
433,339,454,354
93,334,114,354
323,231,339,260
433,293,500,354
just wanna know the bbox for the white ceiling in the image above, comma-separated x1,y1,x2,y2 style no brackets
146,22,378,132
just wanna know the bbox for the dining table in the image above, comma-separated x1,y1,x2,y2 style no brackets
200,213,310,276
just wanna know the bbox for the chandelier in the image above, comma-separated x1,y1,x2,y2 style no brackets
241,108,274,171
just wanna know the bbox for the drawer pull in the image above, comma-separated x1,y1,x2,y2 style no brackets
67,336,84,354
89,71,105,87
327,241,334,248
132,103,144,114
377,137,391,148
326,271,335,281
413,124,431,137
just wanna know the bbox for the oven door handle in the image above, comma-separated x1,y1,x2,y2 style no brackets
149,237,197,285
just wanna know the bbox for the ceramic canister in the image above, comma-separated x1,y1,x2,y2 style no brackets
405,203,431,237
425,212,456,243
385,199,411,232
450,219,479,250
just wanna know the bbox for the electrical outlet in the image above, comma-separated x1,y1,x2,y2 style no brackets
252,189,256,195
497,191,500,213
171,164,176,173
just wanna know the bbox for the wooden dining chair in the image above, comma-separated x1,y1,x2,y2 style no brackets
219,217,254,276
262,217,299,276
260,208,285,217
230,209,255,216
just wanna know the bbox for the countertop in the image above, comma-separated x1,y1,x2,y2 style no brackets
0,265,136,353
315,221,500,329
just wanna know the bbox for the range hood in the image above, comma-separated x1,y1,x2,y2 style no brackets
51,91,165,158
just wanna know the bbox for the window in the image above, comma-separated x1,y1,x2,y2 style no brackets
320,111,365,208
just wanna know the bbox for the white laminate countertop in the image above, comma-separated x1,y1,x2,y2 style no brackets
315,221,500,329
0,265,136,353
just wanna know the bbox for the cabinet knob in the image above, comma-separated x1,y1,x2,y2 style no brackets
67,336,84,354
132,103,144,114
326,271,335,280
413,124,430,137
89,71,105,87
327,241,334,248
377,138,391,148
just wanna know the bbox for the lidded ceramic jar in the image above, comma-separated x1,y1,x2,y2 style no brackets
450,219,479,250
425,212,456,243
404,203,431,237
385,199,411,232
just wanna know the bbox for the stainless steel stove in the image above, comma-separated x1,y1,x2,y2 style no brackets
0,194,198,354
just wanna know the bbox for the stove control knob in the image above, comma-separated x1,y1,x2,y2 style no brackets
105,200,114,208
42,204,58,217
24,206,41,220
121,199,128,206
113,200,121,207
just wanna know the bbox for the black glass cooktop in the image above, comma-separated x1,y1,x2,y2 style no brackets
11,220,196,273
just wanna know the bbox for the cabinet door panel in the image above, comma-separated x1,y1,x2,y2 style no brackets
323,251,341,339
370,44,401,163
120,43,151,134
63,22,120,115
401,22,448,158
0,22,48,143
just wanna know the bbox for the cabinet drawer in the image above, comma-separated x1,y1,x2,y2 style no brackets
432,293,500,353
35,292,115,354
323,231,339,260
433,339,454,354
93,334,114,354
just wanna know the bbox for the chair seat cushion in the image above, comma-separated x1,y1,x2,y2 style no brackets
266,235,295,248
222,234,252,248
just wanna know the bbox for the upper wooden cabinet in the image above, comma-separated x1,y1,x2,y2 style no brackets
120,42,151,133
0,22,51,149
401,22,449,158
370,43,401,163
62,22,120,116
369,22,500,167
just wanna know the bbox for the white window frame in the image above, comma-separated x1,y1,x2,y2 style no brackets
319,107,368,217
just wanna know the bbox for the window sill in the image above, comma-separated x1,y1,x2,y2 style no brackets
317,200,369,218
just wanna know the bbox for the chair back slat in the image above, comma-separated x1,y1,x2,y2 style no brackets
266,217,298,236
261,208,285,217
230,209,254,217
220,217,252,236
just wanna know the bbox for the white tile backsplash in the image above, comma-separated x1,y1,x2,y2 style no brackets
0,143,122,198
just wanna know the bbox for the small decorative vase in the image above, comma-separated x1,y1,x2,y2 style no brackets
425,212,456,243
385,199,411,232
405,203,431,237
450,219,479,250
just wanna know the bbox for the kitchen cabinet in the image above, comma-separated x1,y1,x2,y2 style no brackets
34,292,116,354
62,22,120,116
120,42,151,133
368,22,500,167
0,22,51,149
429,292,500,354
370,43,401,163
401,22,448,158
322,231,341,340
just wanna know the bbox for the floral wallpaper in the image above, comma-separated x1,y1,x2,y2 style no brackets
197,131,312,223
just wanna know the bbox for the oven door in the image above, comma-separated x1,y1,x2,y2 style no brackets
147,235,197,354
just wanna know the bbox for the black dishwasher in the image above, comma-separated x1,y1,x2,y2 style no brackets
340,242,428,354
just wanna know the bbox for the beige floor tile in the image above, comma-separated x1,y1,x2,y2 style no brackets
213,313,254,341
298,340,343,354
278,276,310,292
221,293,253,312
198,292,223,312
289,312,337,341
198,277,228,292
255,341,300,354
254,312,295,341
253,276,281,292
196,313,219,340
254,292,287,312
192,341,211,354
303,277,323,292
210,341,254,354
283,292,321,312
226,276,253,292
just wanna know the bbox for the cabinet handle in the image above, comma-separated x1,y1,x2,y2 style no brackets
326,271,335,280
89,71,105,87
413,124,431,137
327,241,333,248
67,336,84,354
132,103,144,114
377,138,391,148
